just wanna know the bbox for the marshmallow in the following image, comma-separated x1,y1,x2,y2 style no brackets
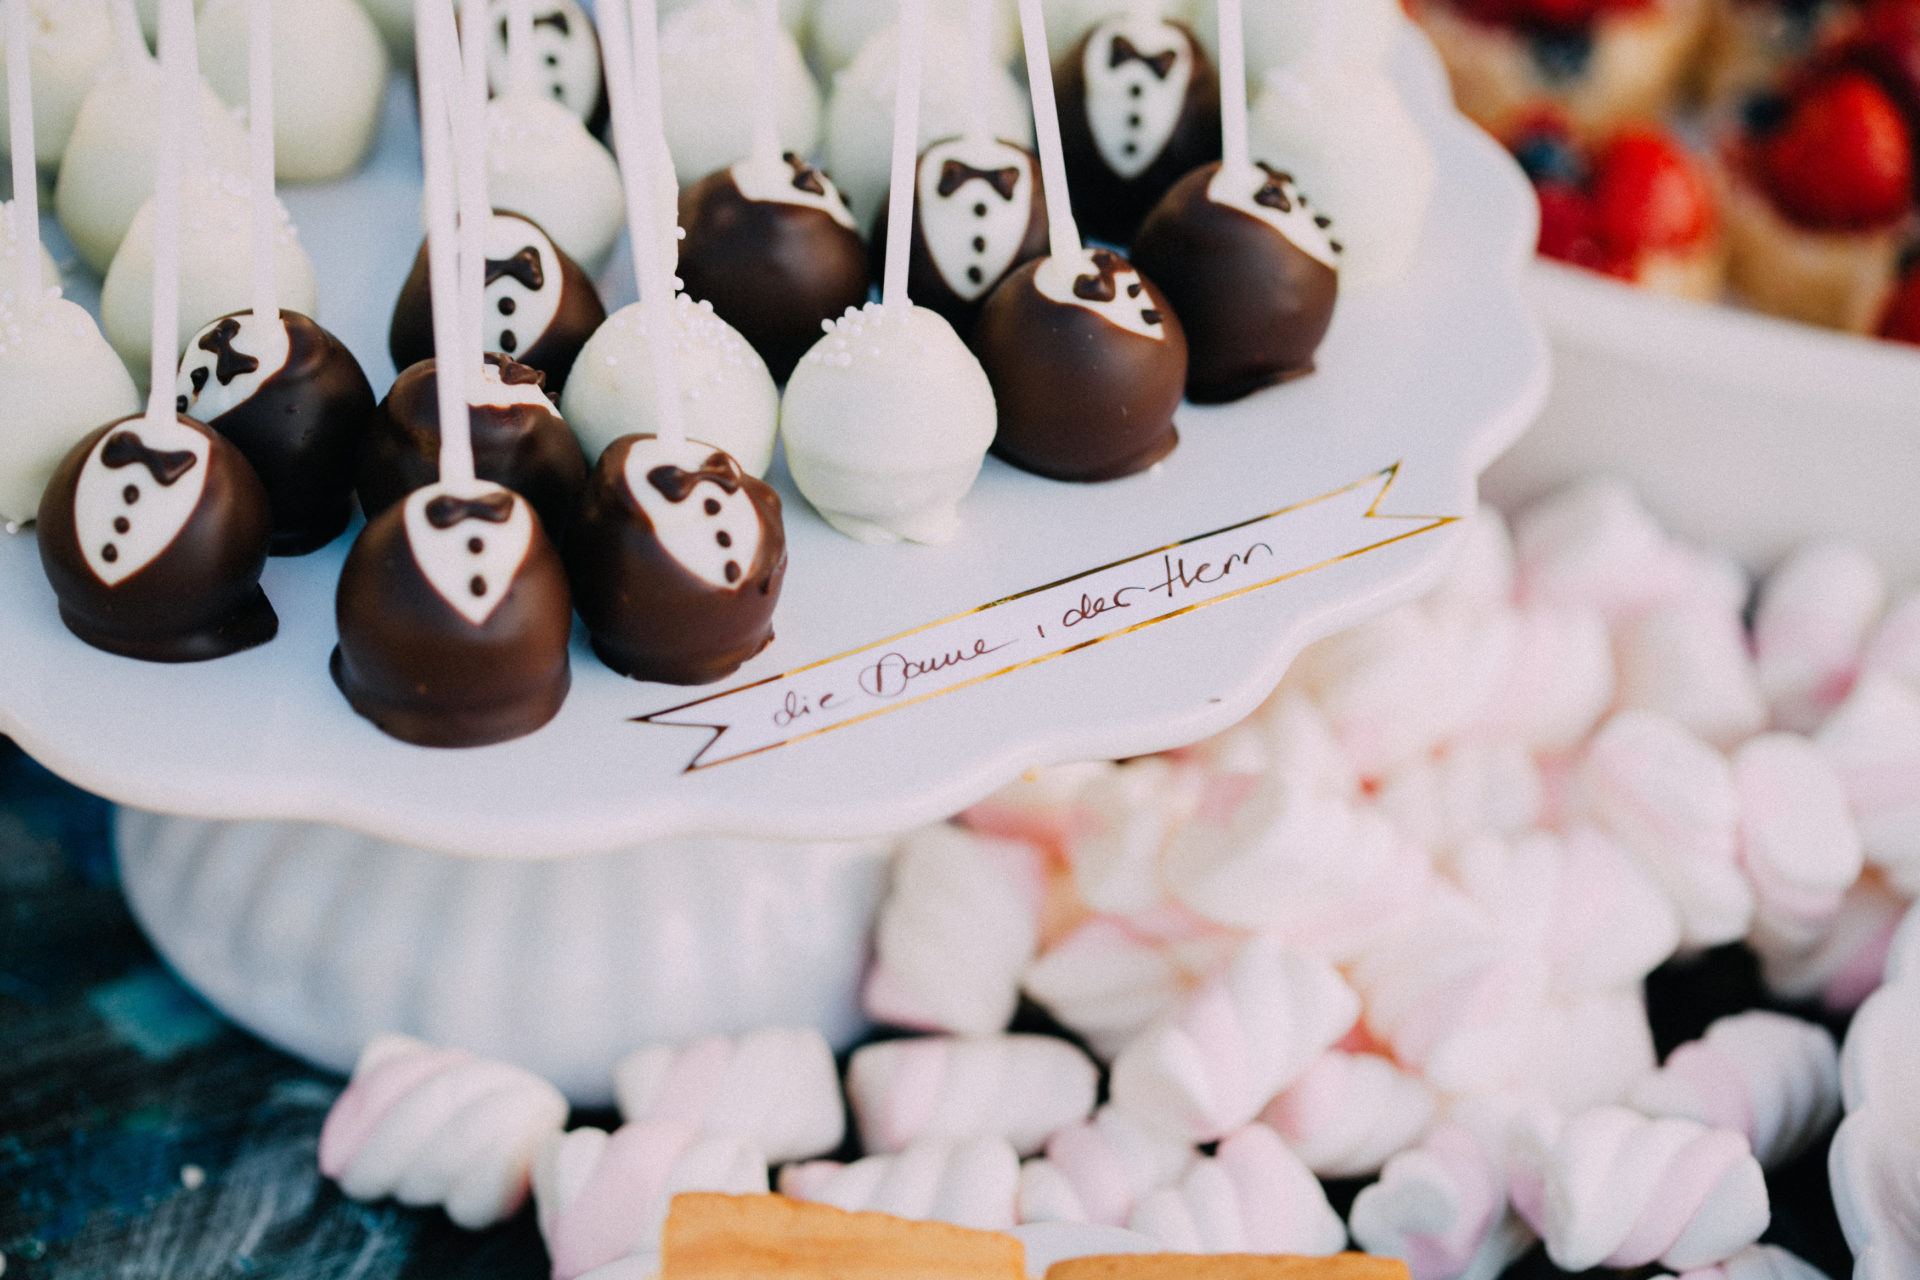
1616,594,1768,751
658,0,819,189
1513,987,1659,1113
846,1034,1098,1157
1288,603,1460,778
1630,1012,1840,1170
1064,755,1196,916
1749,872,1907,1011
1022,917,1215,1060
1477,600,1615,754
1259,1050,1436,1179
0,0,113,170
1580,709,1754,948
1126,1123,1346,1257
1509,1106,1769,1273
863,825,1043,1036
1349,1122,1535,1280
1829,1109,1920,1280
534,1123,767,1280
1512,479,1678,623
1108,935,1359,1142
1840,903,1920,1115
1864,592,1920,694
1674,1243,1836,1280
1424,506,1518,624
1016,1106,1194,1228
1815,673,1920,895
612,1028,844,1165
779,1135,1021,1231
1753,542,1886,734
960,760,1121,854
1734,733,1864,938
317,1034,569,1231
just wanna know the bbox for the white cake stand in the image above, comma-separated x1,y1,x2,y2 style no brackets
1,25,1548,1101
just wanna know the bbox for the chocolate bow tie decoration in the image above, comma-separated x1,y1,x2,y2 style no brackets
486,246,546,292
937,159,1022,201
101,431,200,486
1109,34,1178,79
534,9,569,35
783,152,829,198
647,453,744,503
425,490,518,528
1072,249,1127,303
198,316,263,386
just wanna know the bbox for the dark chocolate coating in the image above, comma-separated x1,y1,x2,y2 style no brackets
973,257,1188,482
388,214,607,395
566,435,787,686
1057,21,1221,246
676,169,872,382
357,354,588,541
332,500,572,748
1131,163,1341,403
37,415,278,662
870,140,1051,340
188,310,376,556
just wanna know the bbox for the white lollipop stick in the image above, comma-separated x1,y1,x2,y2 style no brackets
108,0,147,71
880,0,927,311
627,0,679,276
749,0,781,168
6,0,42,305
600,0,686,448
149,0,190,425
1015,0,1082,262
457,0,490,365
416,0,476,486
1218,0,1248,178
1313,0,1337,72
247,0,277,324
506,0,537,100
964,0,993,143
174,0,206,182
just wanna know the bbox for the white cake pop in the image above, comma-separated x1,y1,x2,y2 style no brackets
657,0,818,189
0,0,114,171
661,0,807,28
1191,0,1402,73
0,295,141,529
193,0,389,183
484,90,625,274
810,0,1016,78
479,0,604,130
54,44,249,273
0,199,60,291
100,166,317,390
823,16,1033,231
560,295,777,476
1043,0,1197,62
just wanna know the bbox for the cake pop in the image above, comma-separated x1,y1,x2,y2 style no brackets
194,0,389,183
1056,12,1220,244
484,90,624,274
783,0,998,545
0,0,113,171
1192,0,1402,73
1132,1,1339,401
359,0,414,62
38,0,275,664
657,0,819,188
477,0,605,133
0,199,62,291
974,0,1186,481
333,0,571,749
810,0,1017,78
390,209,606,395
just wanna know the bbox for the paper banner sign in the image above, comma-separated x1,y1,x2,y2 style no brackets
640,465,1453,771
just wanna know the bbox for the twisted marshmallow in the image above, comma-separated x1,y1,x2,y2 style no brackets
778,1135,1020,1231
317,1034,568,1230
533,1122,766,1280
1423,505,1517,624
1629,1012,1841,1169
1753,542,1885,734
1475,599,1615,754
1374,736,1544,855
1616,592,1767,751
1016,1105,1194,1227
960,760,1118,852
1348,1122,1534,1280
1815,673,1920,896
863,825,1043,1035
1060,755,1198,916
612,1027,844,1164
1511,479,1689,624
1672,1243,1835,1280
1259,1050,1436,1179
1749,871,1907,1011
1734,734,1864,940
1829,1110,1920,1280
846,1034,1097,1157
1108,935,1360,1142
1840,898,1920,1114
1509,1105,1769,1273
1127,1122,1346,1256
1021,913,1238,1060
1863,592,1920,692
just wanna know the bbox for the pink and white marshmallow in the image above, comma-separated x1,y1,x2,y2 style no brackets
1016,1105,1195,1228
1829,1108,1920,1280
1669,1243,1835,1280
1475,600,1615,754
611,1027,843,1164
1348,1122,1535,1280
1511,478,1680,624
1060,756,1199,916
845,1034,1097,1157
1749,872,1908,1011
1629,1011,1841,1169
317,1034,569,1230
1287,602,1468,779
1127,1123,1346,1256
1021,915,1229,1060
1863,592,1920,693
1753,542,1886,734
778,1134,1021,1231
1616,593,1767,752
1734,734,1864,940
1107,935,1360,1143
1815,672,1920,895
1259,1050,1437,1180
1375,737,1545,855
1423,505,1517,624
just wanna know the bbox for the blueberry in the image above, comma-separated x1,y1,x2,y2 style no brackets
1742,91,1791,137
1512,134,1583,187
1528,28,1595,84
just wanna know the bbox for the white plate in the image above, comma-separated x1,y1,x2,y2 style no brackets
0,25,1548,858
1485,259,1920,579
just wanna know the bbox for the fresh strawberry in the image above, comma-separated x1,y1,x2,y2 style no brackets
1590,127,1715,252
1758,71,1915,229
1804,0,1920,138
1878,259,1920,342
1536,181,1636,277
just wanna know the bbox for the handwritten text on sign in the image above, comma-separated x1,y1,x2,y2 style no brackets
640,466,1452,770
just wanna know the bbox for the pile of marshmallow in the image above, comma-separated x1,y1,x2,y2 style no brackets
315,479,1920,1280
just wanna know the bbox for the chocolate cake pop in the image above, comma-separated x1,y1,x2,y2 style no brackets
568,434,786,684
478,0,606,133
358,354,587,542
657,0,819,188
676,153,871,383
1056,13,1220,244
0,0,113,170
175,309,375,554
390,209,606,395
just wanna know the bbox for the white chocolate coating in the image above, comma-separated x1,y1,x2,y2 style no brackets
560,296,778,478
1034,248,1168,342
1192,0,1403,73
810,0,1017,77
71,414,209,586
358,0,414,61
483,0,601,127
54,63,251,275
613,1027,845,1165
0,0,114,170
485,92,624,275
0,296,139,528
658,0,819,189
99,167,317,391
1080,16,1194,182
175,311,292,424
402,479,536,627
478,213,565,364
620,434,765,591
0,200,62,293
730,152,857,230
1044,0,1196,62
194,0,389,184
781,302,996,547
916,136,1036,304
1207,160,1341,272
